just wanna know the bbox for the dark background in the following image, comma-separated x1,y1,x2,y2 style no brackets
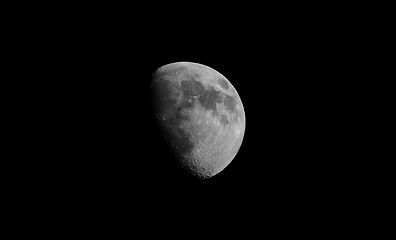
49,28,350,218
13,4,371,234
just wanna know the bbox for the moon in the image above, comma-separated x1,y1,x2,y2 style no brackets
151,62,245,179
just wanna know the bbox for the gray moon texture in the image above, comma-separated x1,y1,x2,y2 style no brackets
151,62,245,179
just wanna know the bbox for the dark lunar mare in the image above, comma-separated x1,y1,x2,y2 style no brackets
223,95,237,114
198,87,223,113
181,77,205,97
217,77,229,90
180,77,239,124
180,77,223,113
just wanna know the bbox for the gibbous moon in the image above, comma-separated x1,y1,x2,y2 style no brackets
151,62,245,179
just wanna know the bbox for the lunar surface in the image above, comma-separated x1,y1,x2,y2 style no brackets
151,62,245,179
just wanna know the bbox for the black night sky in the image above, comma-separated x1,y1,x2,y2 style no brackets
54,31,350,214
26,8,364,233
